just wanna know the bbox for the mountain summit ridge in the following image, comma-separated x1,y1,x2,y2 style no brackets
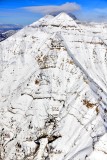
30,12,78,28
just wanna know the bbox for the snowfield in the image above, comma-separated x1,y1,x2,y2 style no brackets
0,12,107,160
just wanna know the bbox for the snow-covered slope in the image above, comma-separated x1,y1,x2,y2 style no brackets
0,12,107,160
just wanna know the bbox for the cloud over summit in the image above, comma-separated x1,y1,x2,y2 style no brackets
23,2,81,15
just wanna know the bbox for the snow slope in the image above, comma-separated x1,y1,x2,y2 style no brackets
0,12,107,160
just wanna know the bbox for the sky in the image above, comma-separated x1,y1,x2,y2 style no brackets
0,0,107,25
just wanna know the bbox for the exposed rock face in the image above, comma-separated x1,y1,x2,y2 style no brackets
0,13,107,160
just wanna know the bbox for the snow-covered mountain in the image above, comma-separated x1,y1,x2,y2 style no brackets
0,24,22,32
49,12,77,20
0,24,22,42
0,30,18,42
0,12,107,160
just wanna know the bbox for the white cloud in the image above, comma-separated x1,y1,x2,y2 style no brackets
22,2,81,15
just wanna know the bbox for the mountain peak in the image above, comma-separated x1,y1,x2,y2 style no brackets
54,12,74,20
49,12,78,27
30,15,54,27
49,12,77,20
30,12,78,28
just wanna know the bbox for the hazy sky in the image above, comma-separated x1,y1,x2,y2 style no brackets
0,0,107,25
